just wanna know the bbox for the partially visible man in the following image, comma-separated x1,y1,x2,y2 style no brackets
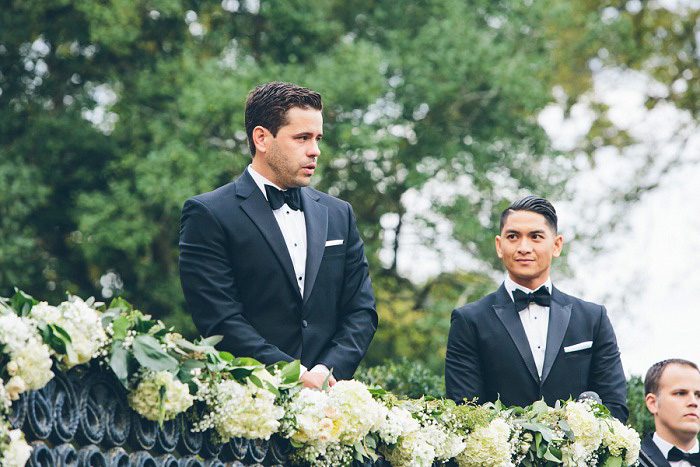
638,359,700,467
179,82,377,389
445,195,628,421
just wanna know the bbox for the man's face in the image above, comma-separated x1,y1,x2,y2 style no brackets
495,210,562,290
252,106,323,189
646,364,700,447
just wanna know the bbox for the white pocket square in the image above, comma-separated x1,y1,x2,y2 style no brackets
325,239,344,247
564,341,593,353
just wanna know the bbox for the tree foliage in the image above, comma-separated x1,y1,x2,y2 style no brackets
1,0,695,369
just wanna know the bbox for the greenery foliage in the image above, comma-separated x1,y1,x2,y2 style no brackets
355,358,445,399
1,0,696,370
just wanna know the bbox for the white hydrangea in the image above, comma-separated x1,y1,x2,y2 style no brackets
327,380,385,444
601,418,641,465
127,370,194,421
288,387,336,443
565,401,603,462
0,313,54,394
377,406,420,445
30,298,107,367
193,369,284,441
0,428,32,467
457,417,515,467
0,379,11,412
385,429,437,467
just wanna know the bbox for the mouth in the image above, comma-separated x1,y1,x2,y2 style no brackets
302,163,316,175
515,258,534,264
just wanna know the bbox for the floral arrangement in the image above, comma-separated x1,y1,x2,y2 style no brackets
0,379,31,467
0,290,642,467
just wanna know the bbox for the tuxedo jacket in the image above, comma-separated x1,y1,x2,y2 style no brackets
178,170,377,380
639,434,670,467
445,283,628,421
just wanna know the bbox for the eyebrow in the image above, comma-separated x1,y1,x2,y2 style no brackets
293,131,322,138
504,229,547,235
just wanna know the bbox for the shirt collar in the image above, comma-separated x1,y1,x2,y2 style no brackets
653,432,700,457
504,274,552,302
247,165,284,200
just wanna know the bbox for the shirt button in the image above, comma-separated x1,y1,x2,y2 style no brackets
302,320,308,328
286,211,290,214
294,243,297,247
298,276,302,281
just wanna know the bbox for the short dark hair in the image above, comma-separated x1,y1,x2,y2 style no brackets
499,196,558,233
244,81,322,156
644,358,700,395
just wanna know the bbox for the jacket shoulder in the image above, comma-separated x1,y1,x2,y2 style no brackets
453,290,502,319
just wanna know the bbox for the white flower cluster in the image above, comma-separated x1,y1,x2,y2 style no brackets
385,429,437,467
378,405,465,466
564,401,604,465
193,369,284,441
602,417,641,466
0,425,32,467
288,380,384,447
457,417,515,467
30,298,108,368
377,406,420,445
127,370,194,421
0,313,54,399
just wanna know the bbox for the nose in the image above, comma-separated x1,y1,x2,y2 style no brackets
309,139,320,158
517,237,532,253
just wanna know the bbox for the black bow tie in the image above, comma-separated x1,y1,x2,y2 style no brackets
512,287,551,312
668,447,700,466
265,185,302,211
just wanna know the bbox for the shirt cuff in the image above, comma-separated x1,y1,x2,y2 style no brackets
309,364,330,375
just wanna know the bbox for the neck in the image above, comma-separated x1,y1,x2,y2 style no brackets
657,429,699,452
507,273,548,291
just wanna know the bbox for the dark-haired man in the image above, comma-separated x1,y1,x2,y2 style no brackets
638,359,700,467
445,196,628,420
179,82,377,389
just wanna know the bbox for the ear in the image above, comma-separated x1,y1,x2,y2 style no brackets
495,235,504,259
552,234,563,258
251,126,269,154
645,393,658,415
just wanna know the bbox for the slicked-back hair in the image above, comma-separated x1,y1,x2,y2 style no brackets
644,358,700,395
500,196,558,233
244,81,322,156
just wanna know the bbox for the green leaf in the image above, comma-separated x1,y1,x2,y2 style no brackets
602,456,623,467
110,344,131,387
230,367,254,380
158,384,166,426
264,381,280,398
111,315,130,340
543,447,562,463
248,374,263,389
198,335,223,347
132,335,178,372
321,368,334,391
276,360,301,383
11,288,37,317
232,357,263,367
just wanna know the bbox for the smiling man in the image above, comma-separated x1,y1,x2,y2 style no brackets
445,195,628,420
639,359,700,467
179,82,377,389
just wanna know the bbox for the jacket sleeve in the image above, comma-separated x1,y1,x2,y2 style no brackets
178,197,294,365
314,202,377,380
590,305,629,422
445,307,485,403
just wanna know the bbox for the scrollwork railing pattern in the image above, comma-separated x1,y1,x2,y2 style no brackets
15,365,323,467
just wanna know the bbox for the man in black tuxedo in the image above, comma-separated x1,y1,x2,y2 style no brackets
639,359,700,467
445,196,628,420
179,82,377,389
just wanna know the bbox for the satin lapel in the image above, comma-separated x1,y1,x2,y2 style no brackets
540,287,572,384
641,434,671,467
237,172,301,299
301,189,327,304
493,286,540,385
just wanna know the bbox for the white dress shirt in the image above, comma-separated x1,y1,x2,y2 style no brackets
247,166,327,376
504,274,552,378
653,432,700,467
248,166,307,296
